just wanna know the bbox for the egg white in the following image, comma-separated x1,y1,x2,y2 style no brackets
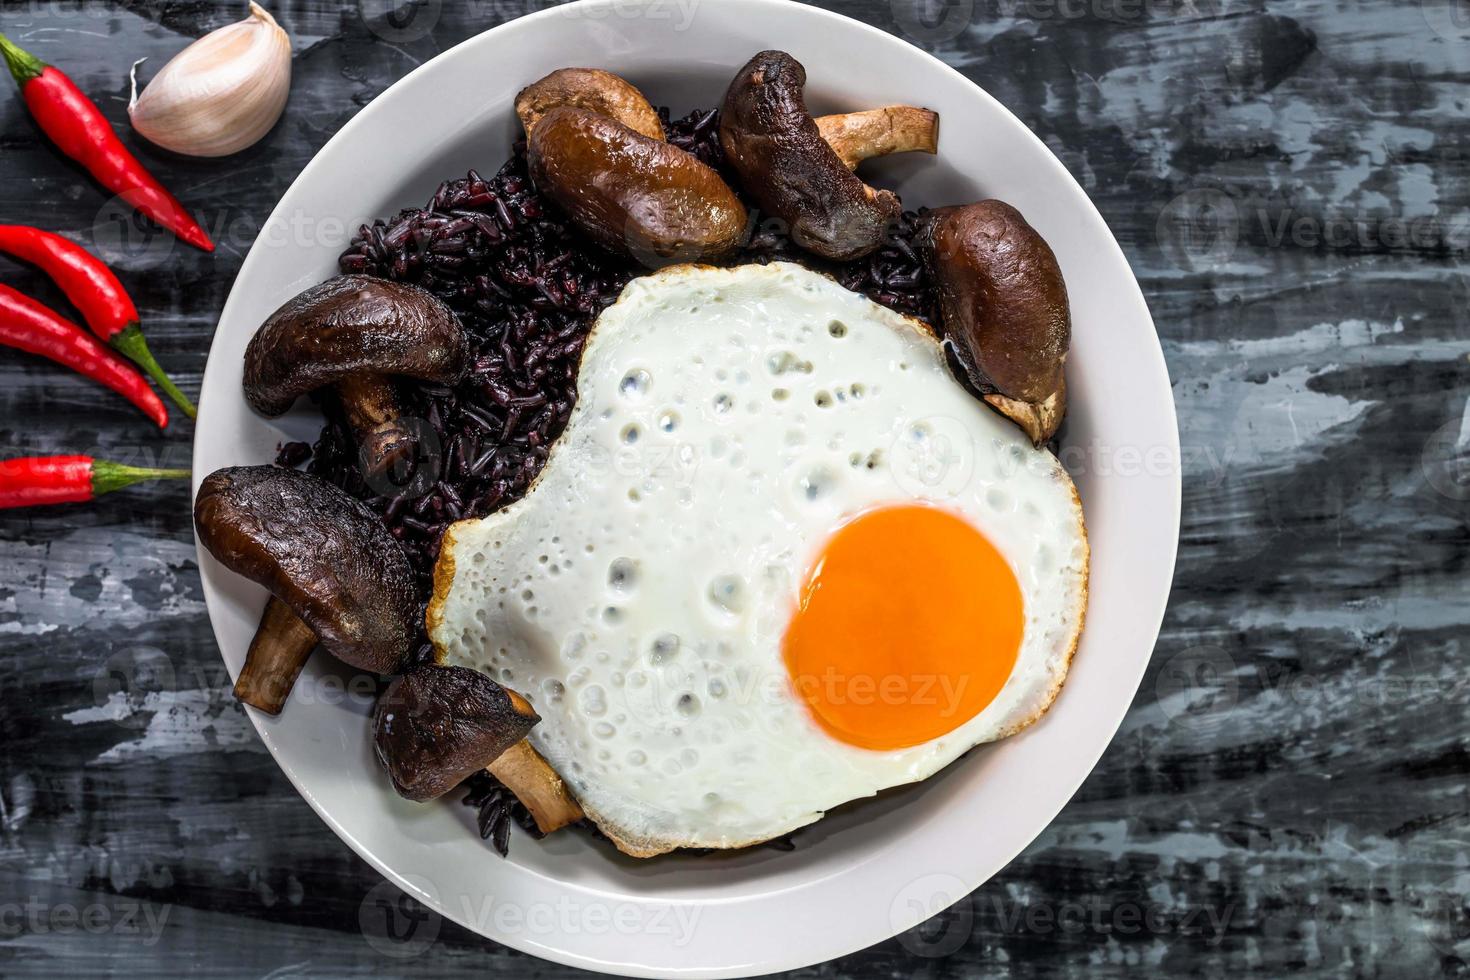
430,262,1087,856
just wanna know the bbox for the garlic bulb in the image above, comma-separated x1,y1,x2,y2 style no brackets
129,2,291,158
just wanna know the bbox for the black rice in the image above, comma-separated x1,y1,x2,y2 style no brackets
312,107,939,852
316,107,934,585
460,771,547,857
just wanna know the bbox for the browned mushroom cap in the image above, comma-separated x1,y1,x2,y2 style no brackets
243,275,469,418
373,664,540,802
919,201,1071,446
719,50,901,261
529,106,747,266
194,465,418,679
516,68,665,142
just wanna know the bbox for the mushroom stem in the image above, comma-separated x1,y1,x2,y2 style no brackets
235,596,318,714
814,106,940,171
242,276,470,486
487,740,584,834
336,374,417,481
336,373,399,433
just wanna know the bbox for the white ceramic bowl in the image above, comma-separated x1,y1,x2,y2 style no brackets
193,1,1179,975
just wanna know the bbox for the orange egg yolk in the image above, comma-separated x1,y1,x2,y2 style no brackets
782,505,1024,751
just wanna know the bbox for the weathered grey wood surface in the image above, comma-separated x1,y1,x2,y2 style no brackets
0,0,1466,976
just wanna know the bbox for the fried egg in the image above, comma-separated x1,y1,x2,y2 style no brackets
429,262,1087,856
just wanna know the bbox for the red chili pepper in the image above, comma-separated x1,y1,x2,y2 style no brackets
0,225,195,417
0,33,213,253
0,283,168,428
0,454,190,508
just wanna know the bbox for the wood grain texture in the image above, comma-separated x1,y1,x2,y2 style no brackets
0,0,1466,976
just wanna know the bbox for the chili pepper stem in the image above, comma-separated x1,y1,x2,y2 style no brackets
90,460,190,497
0,32,45,86
110,323,196,418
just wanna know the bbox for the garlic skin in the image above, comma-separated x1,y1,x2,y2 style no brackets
129,2,291,158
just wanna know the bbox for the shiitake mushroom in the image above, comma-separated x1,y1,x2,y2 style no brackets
719,50,902,261
920,201,1071,445
374,664,540,802
244,275,469,429
527,106,747,267
374,664,584,834
193,465,419,712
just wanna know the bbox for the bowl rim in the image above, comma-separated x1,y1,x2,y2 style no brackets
194,0,1181,975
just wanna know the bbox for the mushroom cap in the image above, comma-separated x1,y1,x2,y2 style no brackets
194,465,418,674
373,664,540,802
719,50,901,261
516,67,665,142
529,106,747,266
243,275,470,418
919,201,1071,444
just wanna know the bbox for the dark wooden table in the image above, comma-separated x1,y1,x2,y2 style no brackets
1,0,1466,976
